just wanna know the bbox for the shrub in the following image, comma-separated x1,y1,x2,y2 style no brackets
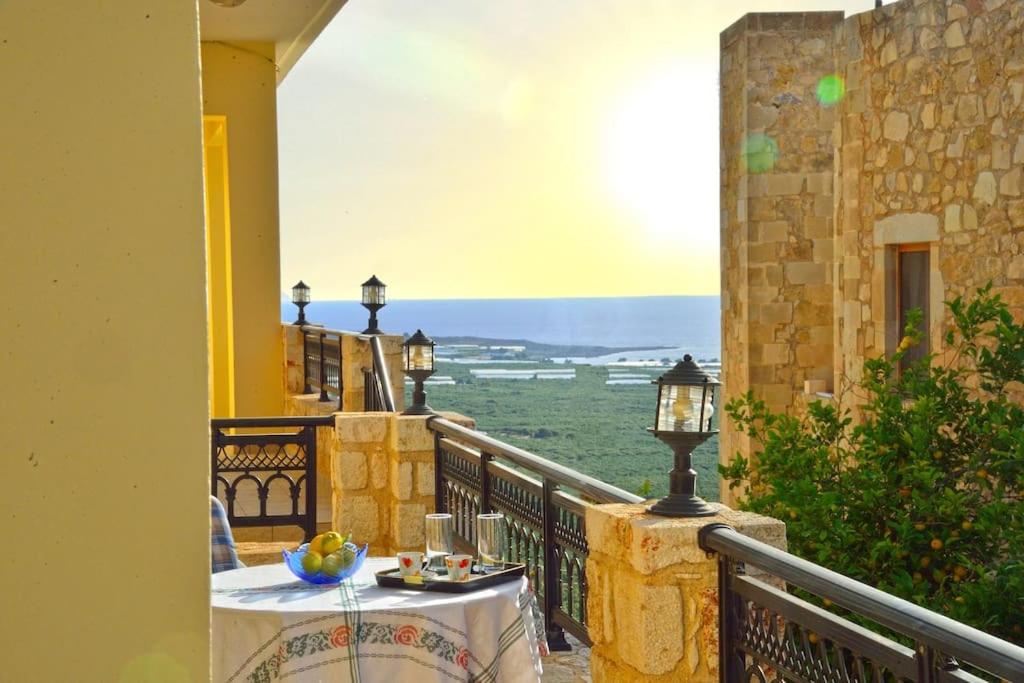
721,285,1023,643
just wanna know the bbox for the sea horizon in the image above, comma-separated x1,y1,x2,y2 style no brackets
283,295,721,355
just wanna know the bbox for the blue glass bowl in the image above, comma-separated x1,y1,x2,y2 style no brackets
282,543,369,585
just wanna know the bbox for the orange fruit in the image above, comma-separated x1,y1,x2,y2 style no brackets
930,538,943,550
961,520,973,531
920,556,931,568
308,533,326,556
914,523,926,531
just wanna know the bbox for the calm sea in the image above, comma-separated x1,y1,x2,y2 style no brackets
283,296,720,358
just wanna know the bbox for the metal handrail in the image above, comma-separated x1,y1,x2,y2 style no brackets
369,335,396,411
429,417,643,504
699,524,1024,681
211,416,335,428
300,324,373,340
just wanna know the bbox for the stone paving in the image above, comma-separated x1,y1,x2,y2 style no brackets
541,635,591,682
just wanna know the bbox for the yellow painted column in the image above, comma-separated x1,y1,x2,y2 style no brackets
0,1,210,680
201,41,284,417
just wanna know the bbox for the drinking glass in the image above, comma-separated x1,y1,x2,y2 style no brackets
476,513,506,573
424,513,454,571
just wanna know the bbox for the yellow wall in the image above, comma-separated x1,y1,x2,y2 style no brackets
0,2,210,681
201,41,285,417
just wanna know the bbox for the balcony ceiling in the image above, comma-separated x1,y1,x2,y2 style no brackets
199,0,348,83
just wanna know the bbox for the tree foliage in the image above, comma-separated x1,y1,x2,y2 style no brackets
721,285,1023,643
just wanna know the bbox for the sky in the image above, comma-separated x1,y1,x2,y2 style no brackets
278,0,872,301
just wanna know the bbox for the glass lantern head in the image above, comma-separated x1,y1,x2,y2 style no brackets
361,275,386,307
291,281,310,304
403,329,435,373
653,355,720,433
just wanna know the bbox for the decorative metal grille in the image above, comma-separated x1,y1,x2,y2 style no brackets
701,525,1024,683
303,330,343,409
211,417,333,541
434,432,593,649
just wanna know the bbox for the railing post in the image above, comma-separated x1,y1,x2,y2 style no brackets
719,555,746,683
480,451,493,513
302,331,313,394
304,425,318,542
542,478,571,651
434,430,445,514
337,342,344,411
318,333,329,402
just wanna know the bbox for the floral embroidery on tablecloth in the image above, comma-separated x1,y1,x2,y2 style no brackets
246,621,467,682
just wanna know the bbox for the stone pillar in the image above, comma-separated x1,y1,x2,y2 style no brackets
718,12,844,506
282,324,306,398
331,411,474,555
586,503,786,682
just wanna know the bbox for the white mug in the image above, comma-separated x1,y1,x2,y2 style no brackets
397,551,423,578
445,554,473,582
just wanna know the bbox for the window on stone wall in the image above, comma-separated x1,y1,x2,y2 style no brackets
897,243,930,372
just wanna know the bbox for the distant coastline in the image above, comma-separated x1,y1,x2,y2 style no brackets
282,295,720,358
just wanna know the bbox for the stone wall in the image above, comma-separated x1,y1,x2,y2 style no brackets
719,12,844,505
720,0,1024,500
834,0,1024,383
585,504,786,682
331,412,474,555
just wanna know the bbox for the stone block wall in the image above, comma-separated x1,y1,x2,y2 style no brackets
833,0,1024,382
585,503,786,682
331,412,474,555
719,12,844,505
720,0,1024,501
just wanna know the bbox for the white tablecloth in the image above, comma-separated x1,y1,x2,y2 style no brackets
212,558,544,683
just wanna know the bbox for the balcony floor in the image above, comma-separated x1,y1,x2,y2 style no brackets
542,635,591,682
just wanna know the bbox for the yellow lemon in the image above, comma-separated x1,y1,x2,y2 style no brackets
321,531,344,555
308,534,326,556
301,550,323,575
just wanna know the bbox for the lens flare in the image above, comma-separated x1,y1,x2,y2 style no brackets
741,134,778,174
816,74,846,106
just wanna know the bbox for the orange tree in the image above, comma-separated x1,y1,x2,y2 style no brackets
721,285,1023,643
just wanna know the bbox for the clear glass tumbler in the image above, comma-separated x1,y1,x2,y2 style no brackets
424,513,454,572
476,513,506,573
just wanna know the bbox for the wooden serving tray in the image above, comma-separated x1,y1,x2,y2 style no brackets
374,562,526,592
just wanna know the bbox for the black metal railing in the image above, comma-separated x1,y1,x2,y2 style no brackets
364,335,396,412
429,417,643,650
699,524,1024,683
211,416,334,541
302,326,343,410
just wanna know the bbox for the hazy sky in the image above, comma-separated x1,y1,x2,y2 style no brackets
278,0,870,301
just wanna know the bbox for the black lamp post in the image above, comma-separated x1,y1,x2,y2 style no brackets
292,281,310,325
402,329,436,415
361,275,386,334
647,354,720,517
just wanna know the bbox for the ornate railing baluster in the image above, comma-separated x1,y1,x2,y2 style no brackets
318,332,329,402
210,416,332,542
302,332,313,394
542,478,569,651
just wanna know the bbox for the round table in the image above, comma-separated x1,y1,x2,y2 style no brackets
211,557,545,682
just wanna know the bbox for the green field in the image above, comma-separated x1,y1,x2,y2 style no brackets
410,362,720,502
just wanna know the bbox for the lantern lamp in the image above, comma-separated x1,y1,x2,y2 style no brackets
402,329,436,415
361,275,386,334
291,281,310,326
647,354,720,517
